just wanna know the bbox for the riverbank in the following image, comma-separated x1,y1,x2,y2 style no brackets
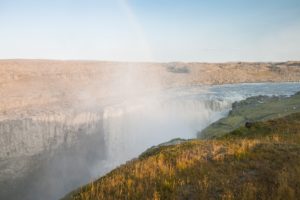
199,91,300,139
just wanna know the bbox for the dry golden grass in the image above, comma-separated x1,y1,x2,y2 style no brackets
63,113,300,200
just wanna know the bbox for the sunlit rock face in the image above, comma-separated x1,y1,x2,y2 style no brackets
0,82,300,200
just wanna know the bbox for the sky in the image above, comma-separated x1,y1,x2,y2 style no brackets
0,0,300,62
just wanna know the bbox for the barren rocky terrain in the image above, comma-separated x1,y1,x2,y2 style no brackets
1,59,300,119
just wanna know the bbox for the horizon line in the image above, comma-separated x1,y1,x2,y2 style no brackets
0,58,299,64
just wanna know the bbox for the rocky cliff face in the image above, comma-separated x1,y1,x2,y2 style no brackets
0,111,106,200
0,112,103,159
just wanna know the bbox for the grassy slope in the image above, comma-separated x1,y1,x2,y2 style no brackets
199,92,300,139
64,112,300,200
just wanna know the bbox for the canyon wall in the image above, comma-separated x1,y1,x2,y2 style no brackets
0,60,300,199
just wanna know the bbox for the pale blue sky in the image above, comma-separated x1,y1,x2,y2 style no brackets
0,0,300,62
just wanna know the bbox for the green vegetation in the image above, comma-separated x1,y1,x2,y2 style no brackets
63,112,300,200
199,92,300,139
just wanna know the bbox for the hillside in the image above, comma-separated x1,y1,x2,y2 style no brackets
63,111,300,200
64,113,300,199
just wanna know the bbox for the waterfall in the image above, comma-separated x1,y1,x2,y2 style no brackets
101,96,234,167
99,82,300,169
1,82,300,200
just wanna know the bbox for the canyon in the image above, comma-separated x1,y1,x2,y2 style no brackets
0,60,300,199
